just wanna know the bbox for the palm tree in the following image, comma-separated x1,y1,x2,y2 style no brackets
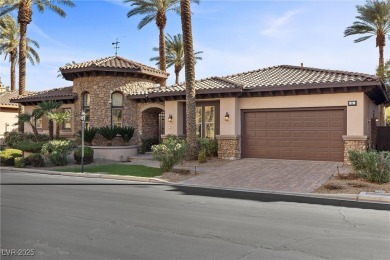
150,33,202,84
16,112,39,141
180,0,197,160
47,110,70,139
0,14,40,92
123,0,199,86
33,101,63,140
0,0,74,98
344,0,390,78
57,61,76,78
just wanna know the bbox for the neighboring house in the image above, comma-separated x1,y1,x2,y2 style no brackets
11,56,389,163
0,90,19,140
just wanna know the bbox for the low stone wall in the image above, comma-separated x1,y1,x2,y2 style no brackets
92,145,138,162
216,135,241,160
343,135,368,164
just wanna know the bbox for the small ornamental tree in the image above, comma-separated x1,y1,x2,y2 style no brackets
152,136,187,173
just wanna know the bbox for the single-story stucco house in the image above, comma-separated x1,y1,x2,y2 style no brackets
11,56,389,163
0,78,34,141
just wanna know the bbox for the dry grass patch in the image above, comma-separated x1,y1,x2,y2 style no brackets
316,173,390,194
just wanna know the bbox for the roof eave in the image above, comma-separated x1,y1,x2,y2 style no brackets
61,67,168,81
10,94,77,104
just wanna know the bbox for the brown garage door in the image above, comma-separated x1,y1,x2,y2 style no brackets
242,108,345,161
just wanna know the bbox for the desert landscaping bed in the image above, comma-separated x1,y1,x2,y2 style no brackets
315,173,390,194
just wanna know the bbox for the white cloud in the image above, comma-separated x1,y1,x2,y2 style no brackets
260,9,303,37
29,23,69,49
103,0,130,9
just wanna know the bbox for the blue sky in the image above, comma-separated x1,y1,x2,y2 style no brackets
0,0,386,91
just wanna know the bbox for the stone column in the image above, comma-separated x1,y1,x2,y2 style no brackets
342,135,368,164
216,135,241,160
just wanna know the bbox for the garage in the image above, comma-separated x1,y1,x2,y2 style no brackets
242,108,346,162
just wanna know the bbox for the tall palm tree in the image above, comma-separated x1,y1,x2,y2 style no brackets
344,0,390,78
0,14,40,92
0,0,74,98
123,0,199,86
47,110,70,139
181,0,197,160
33,100,63,140
150,33,202,84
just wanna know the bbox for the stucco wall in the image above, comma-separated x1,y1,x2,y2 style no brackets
23,104,76,138
0,108,18,138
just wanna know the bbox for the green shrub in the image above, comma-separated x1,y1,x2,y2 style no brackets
198,149,207,163
140,136,159,154
41,140,76,166
118,126,135,143
14,157,25,168
77,127,98,145
97,126,120,144
348,150,390,184
0,149,23,166
25,153,45,167
4,132,49,148
74,146,94,165
13,141,46,153
198,138,218,157
152,136,187,173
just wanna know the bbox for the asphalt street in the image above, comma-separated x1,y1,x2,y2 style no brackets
1,170,389,260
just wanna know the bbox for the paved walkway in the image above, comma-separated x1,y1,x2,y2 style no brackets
180,158,342,193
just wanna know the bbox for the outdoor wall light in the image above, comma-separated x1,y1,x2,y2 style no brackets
168,114,173,122
225,112,230,121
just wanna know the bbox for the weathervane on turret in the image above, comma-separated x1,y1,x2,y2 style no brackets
112,38,120,56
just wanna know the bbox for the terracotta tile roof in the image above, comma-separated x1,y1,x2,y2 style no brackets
60,56,168,79
10,86,76,103
0,91,34,107
150,65,378,94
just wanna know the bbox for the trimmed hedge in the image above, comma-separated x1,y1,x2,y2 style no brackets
4,132,49,148
25,153,45,167
140,136,159,154
74,146,94,165
14,157,25,168
13,141,46,153
0,149,23,166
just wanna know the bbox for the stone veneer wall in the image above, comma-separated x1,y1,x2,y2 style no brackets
343,136,368,164
137,103,164,146
217,135,241,160
72,76,156,146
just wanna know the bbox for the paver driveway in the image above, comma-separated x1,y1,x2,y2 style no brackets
180,158,342,193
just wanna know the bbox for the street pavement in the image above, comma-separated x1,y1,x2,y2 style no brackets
1,170,389,260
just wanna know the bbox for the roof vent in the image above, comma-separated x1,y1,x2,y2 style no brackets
300,63,303,68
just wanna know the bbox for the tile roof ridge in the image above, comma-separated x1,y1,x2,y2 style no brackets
279,65,378,79
221,65,281,79
212,76,244,88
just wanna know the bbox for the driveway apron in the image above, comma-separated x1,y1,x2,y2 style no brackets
180,158,342,193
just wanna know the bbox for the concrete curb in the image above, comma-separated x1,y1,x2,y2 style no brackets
2,167,389,207
171,184,390,211
1,167,171,184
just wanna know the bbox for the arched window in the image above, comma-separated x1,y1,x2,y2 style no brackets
111,92,123,127
82,92,90,128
